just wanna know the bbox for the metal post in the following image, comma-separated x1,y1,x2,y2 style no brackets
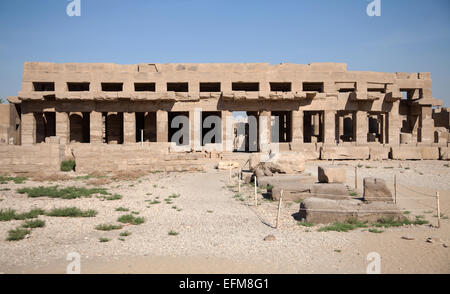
436,191,441,228
276,190,283,229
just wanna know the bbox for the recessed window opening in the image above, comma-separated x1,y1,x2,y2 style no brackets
303,82,324,92
33,82,55,91
232,83,259,92
68,82,90,92
167,83,188,92
200,83,221,92
270,83,291,92
135,83,156,92
102,83,123,92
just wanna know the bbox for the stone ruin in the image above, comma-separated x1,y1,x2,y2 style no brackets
0,62,449,174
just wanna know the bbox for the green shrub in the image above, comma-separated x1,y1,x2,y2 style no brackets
318,218,368,232
298,221,315,227
115,207,129,212
17,186,108,199
61,160,76,172
7,228,30,241
0,208,45,221
99,238,110,242
0,175,27,184
168,230,179,236
22,219,45,228
46,207,97,217
95,224,123,231
117,214,145,225
119,231,131,237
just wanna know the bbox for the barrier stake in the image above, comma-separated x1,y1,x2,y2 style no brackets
276,190,283,229
141,129,144,147
394,174,397,204
436,191,441,228
355,166,358,190
254,176,258,206
238,168,241,193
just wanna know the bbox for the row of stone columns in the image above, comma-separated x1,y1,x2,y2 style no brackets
21,109,409,147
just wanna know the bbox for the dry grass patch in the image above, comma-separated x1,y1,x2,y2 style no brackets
111,170,145,181
87,178,113,186
30,173,72,182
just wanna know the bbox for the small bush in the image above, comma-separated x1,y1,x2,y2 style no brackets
318,218,368,232
7,228,30,241
168,230,179,236
0,175,27,184
115,207,129,212
61,160,76,172
104,194,122,201
117,214,145,225
17,186,108,199
46,207,97,217
0,208,45,221
99,238,110,242
22,219,45,228
95,224,123,231
368,228,384,234
120,231,131,237
298,221,315,227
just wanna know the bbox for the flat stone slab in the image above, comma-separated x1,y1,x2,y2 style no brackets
363,177,393,202
298,197,403,224
271,183,349,202
318,166,347,183
257,174,316,187
321,146,370,160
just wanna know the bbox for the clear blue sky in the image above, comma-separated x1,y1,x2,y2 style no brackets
0,0,449,105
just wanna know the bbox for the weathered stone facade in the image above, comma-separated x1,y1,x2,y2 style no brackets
1,62,450,172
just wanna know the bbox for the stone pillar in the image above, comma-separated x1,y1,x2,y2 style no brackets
356,111,368,145
156,110,168,142
323,110,336,144
190,109,201,151
56,112,69,144
387,102,401,146
339,115,344,143
221,110,233,152
419,106,434,144
291,110,303,143
90,111,103,144
259,111,271,151
123,112,136,144
21,112,36,145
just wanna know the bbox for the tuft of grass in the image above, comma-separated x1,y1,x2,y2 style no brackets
61,160,76,172
368,228,384,234
115,207,129,212
298,221,315,227
104,194,122,201
348,191,359,197
266,185,273,191
119,231,131,237
0,175,27,184
17,186,108,199
0,188,11,191
99,237,110,243
131,211,139,215
22,219,45,228
118,238,125,241
7,228,30,241
168,230,179,236
117,214,145,225
372,217,428,228
169,193,180,199
0,208,45,221
148,200,161,205
334,249,342,253
403,211,411,215
46,207,97,218
95,223,123,231
318,218,368,232
207,210,214,213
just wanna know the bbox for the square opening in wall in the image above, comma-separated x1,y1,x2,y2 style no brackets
200,83,221,92
135,83,156,92
167,83,188,92
102,83,123,92
232,83,259,92
68,82,90,92
33,82,55,91
270,83,291,92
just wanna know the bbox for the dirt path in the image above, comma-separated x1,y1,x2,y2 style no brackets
0,161,449,274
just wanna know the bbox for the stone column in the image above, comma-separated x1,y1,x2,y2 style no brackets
221,110,233,152
21,112,36,145
259,111,271,152
56,112,69,144
339,115,344,143
190,109,201,151
123,112,136,144
356,111,368,145
387,102,401,146
291,110,303,143
156,110,168,142
90,111,103,144
419,106,434,144
323,110,336,144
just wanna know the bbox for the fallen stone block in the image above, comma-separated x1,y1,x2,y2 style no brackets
321,146,370,160
271,183,349,202
217,161,239,170
241,171,253,184
257,174,316,188
369,146,390,160
441,147,450,160
419,147,439,160
391,146,421,160
298,197,403,224
318,166,347,183
363,177,393,202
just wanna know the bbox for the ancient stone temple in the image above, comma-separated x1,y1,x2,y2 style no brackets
1,62,449,173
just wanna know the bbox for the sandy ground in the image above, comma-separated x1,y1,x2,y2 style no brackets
0,160,449,274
